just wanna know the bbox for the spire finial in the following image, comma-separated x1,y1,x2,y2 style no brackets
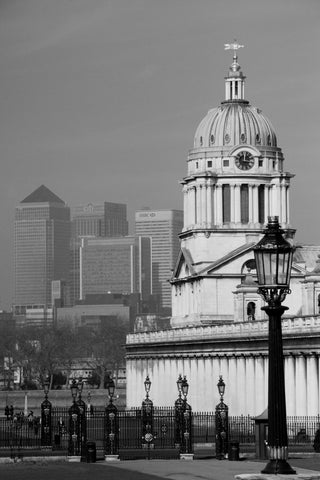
224,39,244,62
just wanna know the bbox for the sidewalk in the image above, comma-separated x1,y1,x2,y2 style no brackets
96,458,320,480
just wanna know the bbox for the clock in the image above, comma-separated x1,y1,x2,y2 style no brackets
235,151,254,170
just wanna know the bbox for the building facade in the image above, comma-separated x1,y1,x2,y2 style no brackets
70,201,129,303
135,210,183,311
14,185,70,311
79,236,152,300
126,48,320,416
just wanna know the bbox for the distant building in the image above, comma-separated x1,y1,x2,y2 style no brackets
71,202,128,238
79,236,152,301
135,210,183,310
14,185,70,311
70,202,129,303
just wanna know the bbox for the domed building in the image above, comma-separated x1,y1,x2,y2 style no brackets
126,47,320,416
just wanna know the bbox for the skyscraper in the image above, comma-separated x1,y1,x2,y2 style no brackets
70,201,129,303
71,202,128,238
79,236,152,300
135,210,183,310
14,185,70,310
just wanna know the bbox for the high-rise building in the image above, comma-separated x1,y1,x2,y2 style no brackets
71,202,128,238
14,185,70,310
135,210,183,310
70,202,129,304
79,236,152,300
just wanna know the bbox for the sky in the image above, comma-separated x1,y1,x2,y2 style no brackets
0,0,319,309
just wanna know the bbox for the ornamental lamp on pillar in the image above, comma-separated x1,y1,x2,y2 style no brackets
41,376,52,447
253,216,296,475
105,376,119,460
181,376,189,400
144,375,151,399
215,375,228,460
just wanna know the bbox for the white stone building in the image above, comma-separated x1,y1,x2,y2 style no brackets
126,47,320,417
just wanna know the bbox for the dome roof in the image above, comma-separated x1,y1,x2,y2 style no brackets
194,100,277,149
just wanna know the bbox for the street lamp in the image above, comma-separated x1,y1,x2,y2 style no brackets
144,375,151,399
174,374,184,447
142,375,154,452
253,216,296,475
105,376,119,459
76,377,87,460
68,378,80,457
41,376,52,447
215,375,228,460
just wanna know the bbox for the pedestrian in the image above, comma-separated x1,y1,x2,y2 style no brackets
5,405,9,419
9,405,14,419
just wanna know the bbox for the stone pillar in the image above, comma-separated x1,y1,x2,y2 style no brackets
207,183,213,227
285,354,296,415
246,355,255,414
307,354,319,415
196,186,201,226
248,185,253,224
281,183,287,224
183,187,188,229
237,355,247,414
255,355,266,415
295,354,307,416
252,185,259,224
264,185,269,223
286,186,290,224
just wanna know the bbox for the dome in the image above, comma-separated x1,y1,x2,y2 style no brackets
194,100,277,149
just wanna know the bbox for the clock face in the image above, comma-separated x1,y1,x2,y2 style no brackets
235,151,254,170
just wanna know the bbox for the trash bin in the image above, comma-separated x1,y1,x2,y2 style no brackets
228,442,240,461
86,442,96,463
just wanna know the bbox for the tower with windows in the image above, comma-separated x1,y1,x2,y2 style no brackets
171,45,295,326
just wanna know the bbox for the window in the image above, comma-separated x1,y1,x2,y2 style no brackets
196,161,199,169
207,160,212,168
258,185,265,224
223,159,229,167
222,185,230,223
247,302,256,321
259,159,263,167
240,185,249,223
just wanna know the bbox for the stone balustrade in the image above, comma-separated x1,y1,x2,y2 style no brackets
126,315,320,345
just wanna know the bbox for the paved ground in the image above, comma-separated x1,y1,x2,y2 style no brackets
1,456,320,480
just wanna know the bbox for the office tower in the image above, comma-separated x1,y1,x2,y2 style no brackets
70,202,129,303
135,210,183,310
71,202,128,238
79,236,152,300
14,185,70,310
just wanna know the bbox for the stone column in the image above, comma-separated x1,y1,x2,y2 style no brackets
237,355,247,414
207,183,213,227
252,185,259,224
183,187,188,228
189,187,196,226
307,354,319,415
196,186,201,226
285,354,296,416
248,185,253,224
295,354,307,416
264,184,269,223
246,355,255,414
255,355,266,415
281,183,287,224
286,186,290,224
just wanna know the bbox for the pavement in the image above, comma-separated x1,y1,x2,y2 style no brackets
95,457,320,480
1,455,320,480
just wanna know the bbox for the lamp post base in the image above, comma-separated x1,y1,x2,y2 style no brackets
261,459,296,475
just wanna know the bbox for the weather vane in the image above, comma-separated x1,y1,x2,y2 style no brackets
224,39,244,53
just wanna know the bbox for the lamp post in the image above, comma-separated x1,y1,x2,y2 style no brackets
104,376,119,460
41,377,52,448
174,374,184,448
68,379,81,458
253,216,296,475
215,375,228,460
76,377,87,459
142,375,154,454
180,375,192,457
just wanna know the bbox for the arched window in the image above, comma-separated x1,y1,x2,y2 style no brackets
247,302,256,321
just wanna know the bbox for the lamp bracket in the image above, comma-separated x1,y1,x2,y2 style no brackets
258,287,291,307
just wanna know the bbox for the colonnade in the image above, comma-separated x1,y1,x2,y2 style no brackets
126,351,320,416
183,181,290,230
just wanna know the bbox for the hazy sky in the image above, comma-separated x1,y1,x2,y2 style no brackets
1,0,319,308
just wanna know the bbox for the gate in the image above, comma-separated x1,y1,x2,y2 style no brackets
117,407,181,459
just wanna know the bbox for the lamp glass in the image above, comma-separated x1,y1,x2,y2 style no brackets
181,377,189,396
70,379,78,398
176,374,183,393
144,375,151,394
253,216,293,289
217,376,225,396
107,378,115,396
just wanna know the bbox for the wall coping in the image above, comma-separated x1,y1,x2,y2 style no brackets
126,315,320,345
